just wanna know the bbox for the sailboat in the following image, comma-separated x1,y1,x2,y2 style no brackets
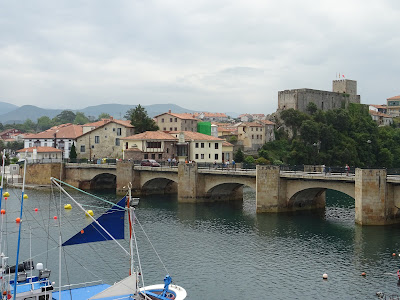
0,159,187,300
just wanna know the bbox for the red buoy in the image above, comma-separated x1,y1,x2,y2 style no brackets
53,216,57,220
34,208,38,212
15,218,20,223
4,197,7,200
0,209,5,214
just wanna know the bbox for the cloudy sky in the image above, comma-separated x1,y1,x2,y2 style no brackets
1,0,399,114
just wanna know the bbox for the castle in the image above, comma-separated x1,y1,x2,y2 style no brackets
278,79,361,113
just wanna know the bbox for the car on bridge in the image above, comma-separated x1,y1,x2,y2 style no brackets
140,159,161,167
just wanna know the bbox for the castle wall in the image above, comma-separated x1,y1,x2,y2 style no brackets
278,89,360,113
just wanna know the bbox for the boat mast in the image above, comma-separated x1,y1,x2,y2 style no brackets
13,155,27,300
0,151,5,254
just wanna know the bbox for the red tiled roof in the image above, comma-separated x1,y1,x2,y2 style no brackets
369,104,387,109
123,131,178,140
154,112,197,120
24,124,83,139
369,110,392,118
83,118,133,128
169,131,224,141
239,122,263,127
194,112,228,118
17,146,62,153
387,95,400,100
222,141,234,147
258,120,275,125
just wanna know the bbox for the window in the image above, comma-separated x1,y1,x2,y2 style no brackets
91,145,94,148
195,154,199,159
174,127,177,131
209,154,211,158
144,154,148,159
115,138,120,146
147,142,161,148
95,136,100,143
170,127,173,131
162,118,164,123
174,118,177,122
256,128,258,131
201,143,204,148
113,128,116,131
195,143,199,148
163,127,166,131
151,154,156,159
209,143,211,147
251,128,253,131
29,143,32,147
201,154,204,159
117,128,122,136
125,142,129,149
39,295,50,300
252,135,254,139
215,154,218,160
44,143,47,147
167,148,169,153
158,154,162,159
215,143,219,149
105,127,107,130
170,118,173,122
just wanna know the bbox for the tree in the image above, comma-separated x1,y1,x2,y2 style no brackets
98,113,111,120
74,112,90,125
125,104,158,133
37,116,54,131
306,102,318,115
70,142,77,161
53,110,76,125
23,119,36,132
234,149,244,163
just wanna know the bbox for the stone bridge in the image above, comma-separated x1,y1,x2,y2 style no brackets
58,162,400,225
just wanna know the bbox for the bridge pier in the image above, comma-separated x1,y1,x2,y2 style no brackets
116,161,137,196
355,168,398,225
178,163,203,202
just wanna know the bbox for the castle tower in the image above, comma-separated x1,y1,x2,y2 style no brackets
332,79,357,95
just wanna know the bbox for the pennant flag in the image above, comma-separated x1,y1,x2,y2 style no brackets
62,196,126,246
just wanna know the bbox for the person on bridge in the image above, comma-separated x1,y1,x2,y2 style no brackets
345,164,350,176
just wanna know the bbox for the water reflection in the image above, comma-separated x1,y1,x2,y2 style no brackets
2,187,400,299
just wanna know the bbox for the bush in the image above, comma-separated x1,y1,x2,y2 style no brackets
244,156,255,164
255,157,270,165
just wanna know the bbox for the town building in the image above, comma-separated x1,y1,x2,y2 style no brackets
278,79,361,113
236,120,275,151
22,124,83,159
0,129,22,140
76,118,134,160
154,110,198,132
121,131,178,161
386,95,400,116
369,110,393,126
16,146,62,163
193,112,229,122
169,131,226,163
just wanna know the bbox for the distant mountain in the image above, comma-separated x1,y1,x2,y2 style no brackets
0,105,63,124
0,101,19,115
78,103,195,119
0,103,196,124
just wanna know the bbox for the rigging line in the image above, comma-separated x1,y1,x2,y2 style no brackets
131,209,145,288
51,179,129,256
134,215,170,276
52,178,129,210
50,196,126,282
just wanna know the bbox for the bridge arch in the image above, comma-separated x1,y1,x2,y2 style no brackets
203,176,256,201
90,173,116,190
141,177,178,195
286,181,355,210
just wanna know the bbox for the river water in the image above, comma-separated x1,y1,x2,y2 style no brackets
2,187,400,299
